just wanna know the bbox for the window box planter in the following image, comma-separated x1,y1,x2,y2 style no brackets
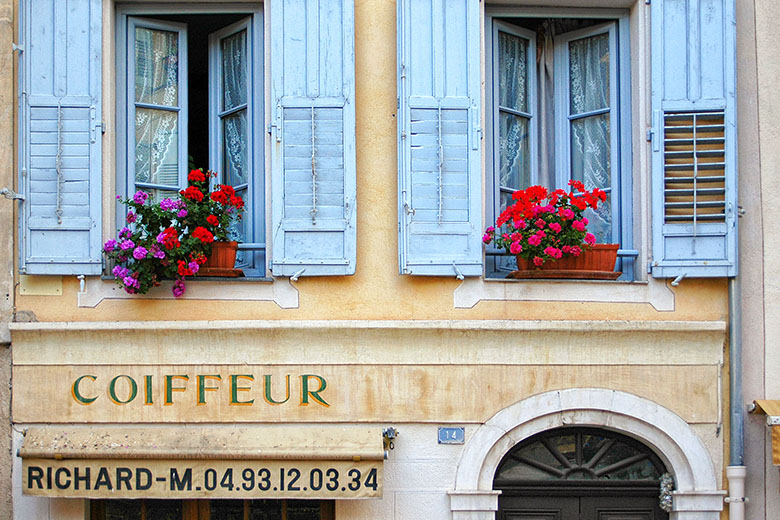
508,244,621,280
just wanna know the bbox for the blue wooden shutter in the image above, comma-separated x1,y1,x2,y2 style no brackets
650,0,737,278
269,0,356,277
398,0,482,277
19,0,103,275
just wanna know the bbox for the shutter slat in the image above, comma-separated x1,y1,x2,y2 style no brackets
398,0,482,277
20,0,103,275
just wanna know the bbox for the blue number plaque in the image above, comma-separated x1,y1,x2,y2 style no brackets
438,427,465,444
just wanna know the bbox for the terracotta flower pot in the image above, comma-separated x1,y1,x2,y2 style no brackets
510,243,621,280
204,241,238,268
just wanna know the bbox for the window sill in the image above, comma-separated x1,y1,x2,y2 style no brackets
78,276,298,309
453,276,675,312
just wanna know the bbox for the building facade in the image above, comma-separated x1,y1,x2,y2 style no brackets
0,0,757,519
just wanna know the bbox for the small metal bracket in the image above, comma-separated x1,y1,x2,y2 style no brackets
670,273,686,287
382,427,398,454
0,188,24,201
290,268,305,282
646,128,653,142
453,263,464,281
767,416,780,427
725,497,749,503
12,43,24,53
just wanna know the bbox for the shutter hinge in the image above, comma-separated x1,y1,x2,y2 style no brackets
0,188,24,201
645,0,651,4
646,128,653,142
12,43,23,53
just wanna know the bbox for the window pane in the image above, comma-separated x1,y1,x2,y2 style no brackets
248,499,283,520
499,112,530,193
210,499,245,520
231,186,248,264
571,113,611,242
498,31,528,112
222,29,248,110
223,110,249,186
103,500,142,520
287,500,322,520
135,108,179,187
569,32,609,114
135,27,179,106
143,499,182,520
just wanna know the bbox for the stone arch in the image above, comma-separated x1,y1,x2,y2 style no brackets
448,389,725,519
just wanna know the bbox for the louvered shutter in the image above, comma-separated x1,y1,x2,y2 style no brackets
650,0,737,278
398,0,482,277
269,0,356,277
19,0,103,275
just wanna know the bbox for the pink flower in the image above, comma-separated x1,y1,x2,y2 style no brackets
126,212,137,223
482,233,492,244
584,233,596,245
533,256,544,266
535,230,546,239
535,219,546,229
543,246,562,259
172,279,186,298
514,219,527,229
132,246,147,260
510,241,523,254
572,220,586,232
560,208,575,220
528,234,542,246
188,261,200,274
177,209,188,218
570,246,583,256
103,240,117,252
549,222,562,234
562,245,571,254
582,217,589,225
485,226,495,233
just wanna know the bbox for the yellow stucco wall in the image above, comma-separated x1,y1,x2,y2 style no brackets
7,0,730,323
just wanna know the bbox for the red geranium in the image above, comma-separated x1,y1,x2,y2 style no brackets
183,186,204,202
206,215,219,227
210,190,228,204
192,226,215,244
188,169,206,182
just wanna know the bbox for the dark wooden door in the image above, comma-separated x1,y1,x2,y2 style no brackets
500,496,664,520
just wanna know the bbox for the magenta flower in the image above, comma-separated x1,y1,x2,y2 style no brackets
510,241,523,254
103,239,117,252
120,239,135,251
159,198,177,211
543,246,562,259
535,218,546,229
133,191,149,205
486,226,495,233
560,208,575,220
172,279,186,298
533,256,544,266
482,233,492,244
126,212,137,224
514,219,527,229
132,246,148,260
572,220,586,232
570,246,583,256
549,222,562,234
528,234,542,246
112,265,129,278
120,227,132,238
188,261,200,274
177,209,188,218
584,233,596,245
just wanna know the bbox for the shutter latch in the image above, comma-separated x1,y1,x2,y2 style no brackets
0,188,24,201
402,190,415,216
11,43,23,53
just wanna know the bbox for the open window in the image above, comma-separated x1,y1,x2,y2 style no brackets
485,13,634,278
118,9,264,275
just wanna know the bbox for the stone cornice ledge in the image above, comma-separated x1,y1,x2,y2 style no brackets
454,277,675,311
9,319,725,333
77,276,298,309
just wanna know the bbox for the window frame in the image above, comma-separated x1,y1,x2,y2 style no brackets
484,8,636,279
114,3,266,276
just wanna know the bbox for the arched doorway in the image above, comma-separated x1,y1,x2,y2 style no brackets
494,426,668,519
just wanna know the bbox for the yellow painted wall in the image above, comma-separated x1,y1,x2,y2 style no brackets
10,0,729,323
